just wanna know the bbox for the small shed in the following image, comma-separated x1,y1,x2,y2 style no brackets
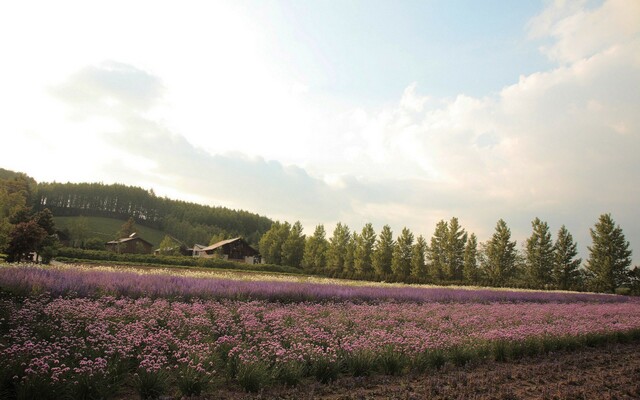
106,233,153,254
198,237,260,264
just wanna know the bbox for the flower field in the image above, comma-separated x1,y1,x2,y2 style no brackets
1,264,640,399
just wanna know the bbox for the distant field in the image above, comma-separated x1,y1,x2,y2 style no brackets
54,216,168,246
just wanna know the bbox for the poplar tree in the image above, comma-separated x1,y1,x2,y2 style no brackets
427,220,448,281
392,227,414,280
282,221,305,268
327,223,351,275
482,219,518,286
373,225,394,278
585,214,632,293
553,225,582,290
463,233,479,284
355,223,376,277
525,218,554,289
411,235,428,280
259,221,290,265
445,217,467,280
302,225,328,273
344,232,358,275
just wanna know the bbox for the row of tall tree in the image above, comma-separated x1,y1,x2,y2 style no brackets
259,215,634,293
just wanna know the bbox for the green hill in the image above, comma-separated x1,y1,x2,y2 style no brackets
54,216,169,247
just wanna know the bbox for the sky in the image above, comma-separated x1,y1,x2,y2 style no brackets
1,0,638,264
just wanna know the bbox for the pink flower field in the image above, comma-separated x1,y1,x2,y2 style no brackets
1,264,640,398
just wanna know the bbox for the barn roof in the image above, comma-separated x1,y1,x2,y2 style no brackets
106,236,153,246
201,237,244,252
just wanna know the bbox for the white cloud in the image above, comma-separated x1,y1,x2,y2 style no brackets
0,0,637,262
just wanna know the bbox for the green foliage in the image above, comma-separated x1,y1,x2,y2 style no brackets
410,235,428,279
427,220,448,281
343,231,357,275
259,221,290,265
585,214,632,293
311,357,340,383
132,368,168,399
354,223,376,277
34,181,272,246
273,361,304,386
236,362,271,392
118,217,137,238
281,221,305,268
55,216,167,247
553,225,582,290
344,350,376,377
157,235,182,256
372,225,394,278
56,247,304,274
482,219,518,286
463,233,479,283
377,346,406,375
525,218,554,289
6,220,47,262
302,225,328,273
391,227,414,279
445,217,467,280
327,223,350,275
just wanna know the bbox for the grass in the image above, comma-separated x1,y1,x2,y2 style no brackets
54,216,169,246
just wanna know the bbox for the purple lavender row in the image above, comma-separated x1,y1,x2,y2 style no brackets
0,265,629,303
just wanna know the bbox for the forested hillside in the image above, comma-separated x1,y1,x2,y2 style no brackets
1,170,272,246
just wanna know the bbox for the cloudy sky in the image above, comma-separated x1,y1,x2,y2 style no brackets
1,0,638,263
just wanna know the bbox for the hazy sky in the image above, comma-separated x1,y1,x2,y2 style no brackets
1,0,638,263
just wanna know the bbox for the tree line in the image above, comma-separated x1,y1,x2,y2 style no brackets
259,215,635,293
33,181,273,246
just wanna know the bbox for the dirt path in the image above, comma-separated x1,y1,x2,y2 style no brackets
216,341,640,399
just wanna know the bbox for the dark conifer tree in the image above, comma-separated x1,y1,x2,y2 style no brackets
585,214,632,293
525,218,555,289
553,225,582,290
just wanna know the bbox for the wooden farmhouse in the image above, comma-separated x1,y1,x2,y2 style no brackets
106,233,153,254
195,237,260,264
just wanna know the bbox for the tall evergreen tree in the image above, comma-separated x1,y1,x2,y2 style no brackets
327,223,351,275
344,232,358,275
373,225,394,278
482,219,518,286
302,225,328,273
463,233,479,284
585,214,632,293
391,227,414,280
553,225,582,290
282,221,305,268
524,218,555,289
411,235,428,280
445,217,467,280
354,223,376,277
427,220,448,281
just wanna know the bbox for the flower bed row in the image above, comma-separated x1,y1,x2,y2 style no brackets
2,293,640,397
0,264,628,304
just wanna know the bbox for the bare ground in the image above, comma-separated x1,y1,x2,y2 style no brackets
210,341,640,400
